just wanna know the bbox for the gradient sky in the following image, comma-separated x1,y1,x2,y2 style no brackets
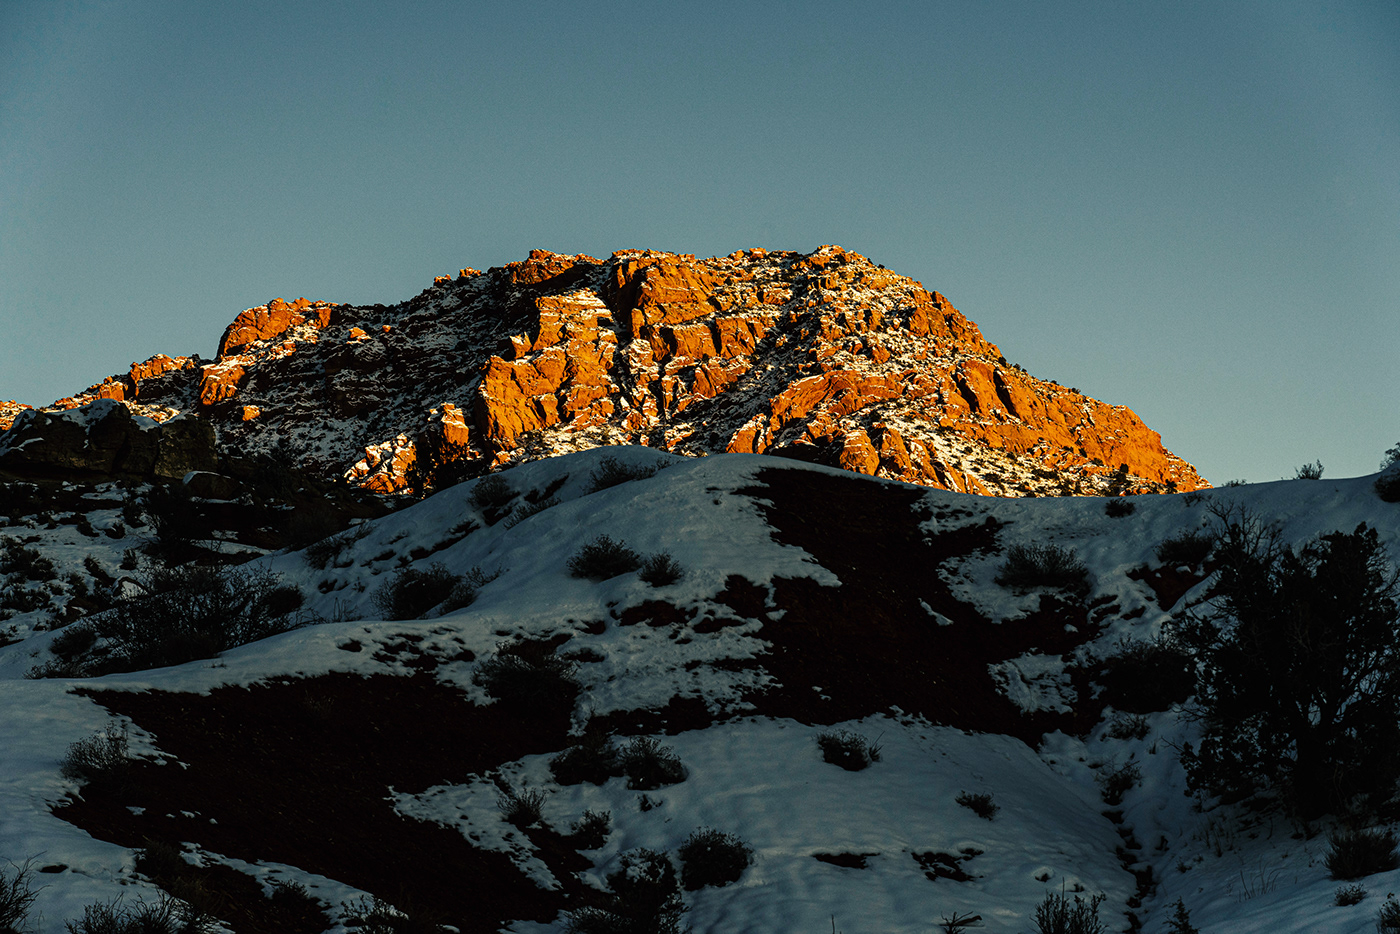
2,0,1396,485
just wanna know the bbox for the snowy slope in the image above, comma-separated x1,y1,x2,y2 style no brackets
1,448,1398,933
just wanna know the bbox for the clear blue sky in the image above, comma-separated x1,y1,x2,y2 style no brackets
2,1,1396,484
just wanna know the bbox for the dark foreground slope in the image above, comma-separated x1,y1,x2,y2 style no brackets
0,449,1397,933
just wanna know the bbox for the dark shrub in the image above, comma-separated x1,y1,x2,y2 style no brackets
995,544,1088,592
1104,713,1150,741
1098,637,1195,714
339,895,443,934
262,584,305,618
497,785,547,828
473,641,580,715
955,791,998,820
1335,883,1367,906
1377,472,1400,503
638,553,683,587
142,483,209,558
1293,460,1325,480
437,566,502,615
551,732,621,785
568,536,643,581
677,828,753,891
1164,898,1199,934
1097,761,1141,805
587,456,661,494
0,536,56,582
1379,895,1400,933
1326,829,1399,880
1104,498,1135,518
567,848,684,934
93,563,306,671
64,893,216,934
303,525,366,571
503,497,559,529
468,474,516,521
1178,514,1400,817
371,562,459,620
1032,889,1107,934
50,622,97,661
816,730,882,771
620,737,685,790
60,724,129,783
1155,529,1215,568
571,809,612,850
0,859,37,934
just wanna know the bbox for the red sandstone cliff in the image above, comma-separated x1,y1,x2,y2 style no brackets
7,246,1209,497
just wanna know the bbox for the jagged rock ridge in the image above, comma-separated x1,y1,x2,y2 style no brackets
2,246,1208,496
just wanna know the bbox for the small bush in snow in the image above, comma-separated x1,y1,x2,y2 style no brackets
437,566,502,615
677,828,753,891
303,525,366,571
497,785,547,828
566,848,685,934
339,895,441,934
1104,713,1150,741
94,562,308,671
1104,498,1135,518
503,497,560,529
1293,460,1325,480
0,536,56,582
473,640,580,715
1154,529,1215,568
60,723,130,783
955,791,998,820
587,456,660,494
620,737,685,790
0,859,38,934
816,730,882,771
50,622,97,661
1031,889,1107,934
994,544,1088,593
550,732,621,785
1096,760,1141,805
638,552,684,587
1326,829,1399,880
1335,883,1367,906
64,893,216,934
571,809,612,850
568,536,643,581
1097,637,1195,714
468,474,516,518
370,562,460,620
1378,895,1400,933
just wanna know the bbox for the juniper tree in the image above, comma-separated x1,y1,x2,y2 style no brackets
1178,509,1400,817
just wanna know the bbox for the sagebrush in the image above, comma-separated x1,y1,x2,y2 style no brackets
678,828,753,890
995,543,1088,592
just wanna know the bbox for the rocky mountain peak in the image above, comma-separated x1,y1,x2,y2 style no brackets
1,246,1207,496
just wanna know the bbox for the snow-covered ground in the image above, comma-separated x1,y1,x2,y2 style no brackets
1,446,1398,933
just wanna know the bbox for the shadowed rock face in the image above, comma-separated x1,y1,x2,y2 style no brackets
7,246,1209,496
0,399,215,480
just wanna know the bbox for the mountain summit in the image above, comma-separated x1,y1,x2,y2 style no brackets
4,246,1207,496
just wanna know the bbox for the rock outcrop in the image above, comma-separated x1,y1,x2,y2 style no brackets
4,247,1209,497
0,399,216,480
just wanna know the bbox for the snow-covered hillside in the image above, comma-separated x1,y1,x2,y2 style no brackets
1,448,1398,933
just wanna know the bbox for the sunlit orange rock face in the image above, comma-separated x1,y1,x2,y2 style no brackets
16,246,1208,497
